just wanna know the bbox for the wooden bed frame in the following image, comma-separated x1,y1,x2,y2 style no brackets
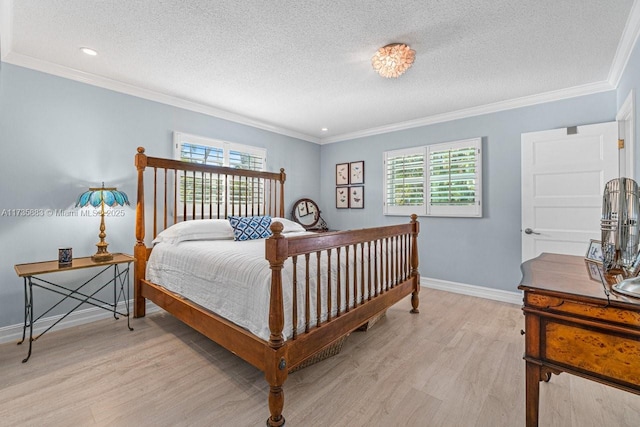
133,147,420,426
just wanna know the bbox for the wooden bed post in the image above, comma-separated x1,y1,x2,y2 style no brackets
265,221,288,427
410,214,420,314
278,168,286,218
134,147,148,318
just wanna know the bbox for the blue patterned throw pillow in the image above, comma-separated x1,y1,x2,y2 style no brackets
228,216,273,241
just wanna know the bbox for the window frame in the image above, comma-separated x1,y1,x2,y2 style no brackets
384,137,482,218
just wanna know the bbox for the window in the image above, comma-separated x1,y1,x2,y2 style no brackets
384,137,482,217
175,132,266,170
173,132,267,216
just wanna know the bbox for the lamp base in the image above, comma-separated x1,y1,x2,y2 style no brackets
92,241,113,262
92,252,114,262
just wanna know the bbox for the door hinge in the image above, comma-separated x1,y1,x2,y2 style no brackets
618,139,625,149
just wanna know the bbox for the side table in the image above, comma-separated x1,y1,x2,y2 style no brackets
14,253,135,362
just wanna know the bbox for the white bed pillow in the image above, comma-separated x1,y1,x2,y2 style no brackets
152,219,234,244
271,217,307,233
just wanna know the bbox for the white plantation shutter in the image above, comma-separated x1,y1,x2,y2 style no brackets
229,149,265,170
427,138,482,217
180,142,224,166
384,147,425,215
174,133,266,170
384,138,482,217
173,132,267,215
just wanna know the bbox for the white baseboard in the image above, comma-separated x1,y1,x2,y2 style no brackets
421,277,523,305
0,281,520,344
0,300,159,345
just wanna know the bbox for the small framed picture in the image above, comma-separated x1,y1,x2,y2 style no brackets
585,260,605,283
349,186,364,209
350,161,364,185
585,240,604,263
336,163,349,186
336,187,349,208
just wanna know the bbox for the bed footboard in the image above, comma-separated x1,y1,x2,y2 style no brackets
264,215,420,426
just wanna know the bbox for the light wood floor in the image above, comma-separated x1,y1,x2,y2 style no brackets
1,288,638,426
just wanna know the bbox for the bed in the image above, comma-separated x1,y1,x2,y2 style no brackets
133,147,420,426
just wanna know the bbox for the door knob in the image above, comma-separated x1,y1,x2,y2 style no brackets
524,228,541,235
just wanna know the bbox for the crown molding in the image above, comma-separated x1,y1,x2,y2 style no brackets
1,50,320,144
320,80,615,144
4,46,614,147
608,0,640,88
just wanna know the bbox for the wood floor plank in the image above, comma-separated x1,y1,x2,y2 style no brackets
0,288,638,426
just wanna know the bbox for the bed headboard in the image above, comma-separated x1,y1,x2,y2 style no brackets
135,146,286,242
133,146,286,316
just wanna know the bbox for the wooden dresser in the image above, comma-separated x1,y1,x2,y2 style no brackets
518,253,640,427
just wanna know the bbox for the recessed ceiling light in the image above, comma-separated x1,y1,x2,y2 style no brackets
80,47,98,56
321,128,328,132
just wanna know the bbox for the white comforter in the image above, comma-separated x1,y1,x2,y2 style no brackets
146,232,357,341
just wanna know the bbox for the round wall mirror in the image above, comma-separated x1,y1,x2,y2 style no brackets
291,198,326,230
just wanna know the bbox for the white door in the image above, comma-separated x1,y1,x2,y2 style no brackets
521,122,619,262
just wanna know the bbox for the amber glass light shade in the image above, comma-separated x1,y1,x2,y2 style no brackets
371,43,415,78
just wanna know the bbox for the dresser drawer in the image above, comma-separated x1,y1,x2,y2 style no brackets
525,293,640,328
544,320,640,387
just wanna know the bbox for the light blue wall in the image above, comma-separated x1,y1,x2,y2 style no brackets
320,92,617,292
0,63,320,328
617,35,640,176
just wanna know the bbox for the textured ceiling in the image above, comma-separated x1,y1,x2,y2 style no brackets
1,0,637,143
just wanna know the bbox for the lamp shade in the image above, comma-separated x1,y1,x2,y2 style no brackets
76,186,129,208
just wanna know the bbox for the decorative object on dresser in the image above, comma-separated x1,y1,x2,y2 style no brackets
584,239,605,284
290,198,328,231
133,147,421,426
76,183,130,262
600,177,640,297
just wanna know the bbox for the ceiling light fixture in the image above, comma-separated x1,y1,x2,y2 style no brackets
371,43,415,78
80,47,98,56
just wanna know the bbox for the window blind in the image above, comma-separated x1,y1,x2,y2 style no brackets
385,152,425,207
429,146,477,206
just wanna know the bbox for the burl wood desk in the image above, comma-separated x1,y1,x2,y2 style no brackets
518,253,640,427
